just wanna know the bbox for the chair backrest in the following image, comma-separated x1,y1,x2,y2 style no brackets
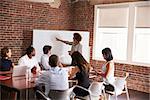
36,90,51,100
72,82,104,100
114,72,129,96
47,86,76,100
88,82,104,97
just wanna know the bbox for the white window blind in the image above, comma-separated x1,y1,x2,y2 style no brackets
135,6,150,28
98,7,129,27
132,29,150,64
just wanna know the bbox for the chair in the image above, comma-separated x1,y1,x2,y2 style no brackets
35,83,75,100
35,83,51,100
106,73,130,100
35,90,51,100
47,86,76,100
73,82,105,100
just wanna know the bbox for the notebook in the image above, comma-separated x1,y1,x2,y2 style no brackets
12,66,27,77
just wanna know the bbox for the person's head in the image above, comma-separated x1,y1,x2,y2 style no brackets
43,45,52,56
1,47,12,58
49,55,59,67
73,33,82,44
102,47,113,61
26,46,35,59
71,51,89,72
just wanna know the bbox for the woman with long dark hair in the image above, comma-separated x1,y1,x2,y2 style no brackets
69,51,91,97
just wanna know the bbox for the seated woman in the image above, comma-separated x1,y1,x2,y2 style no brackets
96,47,115,92
0,47,14,74
69,51,91,97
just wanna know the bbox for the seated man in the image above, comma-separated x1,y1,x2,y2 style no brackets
18,46,41,74
40,45,52,70
36,55,69,99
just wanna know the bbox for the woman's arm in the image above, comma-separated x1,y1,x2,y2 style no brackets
94,63,110,78
56,38,73,45
101,63,110,78
68,67,79,79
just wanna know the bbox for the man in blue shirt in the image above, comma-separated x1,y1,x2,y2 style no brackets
36,54,69,99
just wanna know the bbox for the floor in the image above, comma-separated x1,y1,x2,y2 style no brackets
110,89,149,100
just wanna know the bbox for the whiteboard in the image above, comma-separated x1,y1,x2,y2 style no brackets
33,30,90,64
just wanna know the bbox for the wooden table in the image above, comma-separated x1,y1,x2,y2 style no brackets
0,74,77,100
0,76,36,100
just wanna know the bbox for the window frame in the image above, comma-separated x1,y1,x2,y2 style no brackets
93,1,150,66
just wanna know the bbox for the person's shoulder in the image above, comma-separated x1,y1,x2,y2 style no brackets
2,58,12,62
40,70,50,77
108,60,114,63
20,54,27,60
7,59,12,62
58,67,68,74
61,67,69,71
42,54,49,59
108,60,114,66
32,56,38,61
77,43,82,46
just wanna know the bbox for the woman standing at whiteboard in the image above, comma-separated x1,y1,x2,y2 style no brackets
56,33,82,55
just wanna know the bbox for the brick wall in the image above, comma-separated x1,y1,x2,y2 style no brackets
1,0,150,93
0,0,73,63
71,1,150,93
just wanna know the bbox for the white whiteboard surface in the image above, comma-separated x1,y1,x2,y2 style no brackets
33,30,90,64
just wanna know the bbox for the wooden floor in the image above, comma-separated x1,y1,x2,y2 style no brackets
110,89,149,100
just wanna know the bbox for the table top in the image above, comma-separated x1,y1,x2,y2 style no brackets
0,75,36,90
0,70,78,91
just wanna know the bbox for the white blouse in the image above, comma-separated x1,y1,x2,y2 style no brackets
70,43,82,55
101,60,115,84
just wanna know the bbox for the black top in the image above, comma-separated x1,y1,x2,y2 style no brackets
0,58,13,71
73,65,90,97
75,65,90,88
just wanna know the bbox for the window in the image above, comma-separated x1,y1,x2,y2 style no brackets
132,6,150,64
133,28,150,63
93,1,150,66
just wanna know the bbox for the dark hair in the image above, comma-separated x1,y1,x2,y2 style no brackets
73,33,82,42
26,46,35,55
43,45,52,54
49,55,58,67
1,47,10,58
71,51,90,72
102,48,113,61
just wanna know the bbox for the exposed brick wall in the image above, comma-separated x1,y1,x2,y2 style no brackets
71,2,94,61
0,0,73,63
71,1,150,93
0,0,149,93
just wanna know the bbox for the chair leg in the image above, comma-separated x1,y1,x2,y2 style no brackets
115,94,117,100
108,94,110,100
102,88,107,100
125,84,130,100
114,90,117,100
89,95,91,100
